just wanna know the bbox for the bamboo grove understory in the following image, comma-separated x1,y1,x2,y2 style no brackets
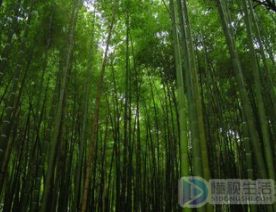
0,0,276,211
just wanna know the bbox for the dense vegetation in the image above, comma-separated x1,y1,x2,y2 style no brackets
0,0,275,211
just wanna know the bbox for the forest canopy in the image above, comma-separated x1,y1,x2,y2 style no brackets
0,0,276,211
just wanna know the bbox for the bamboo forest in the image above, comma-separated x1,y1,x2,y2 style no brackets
1,0,276,211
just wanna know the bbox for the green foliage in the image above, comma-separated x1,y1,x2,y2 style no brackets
0,0,275,211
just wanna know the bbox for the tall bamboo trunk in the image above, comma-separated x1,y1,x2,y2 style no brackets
216,0,270,199
170,0,191,211
40,1,81,211
80,3,117,211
